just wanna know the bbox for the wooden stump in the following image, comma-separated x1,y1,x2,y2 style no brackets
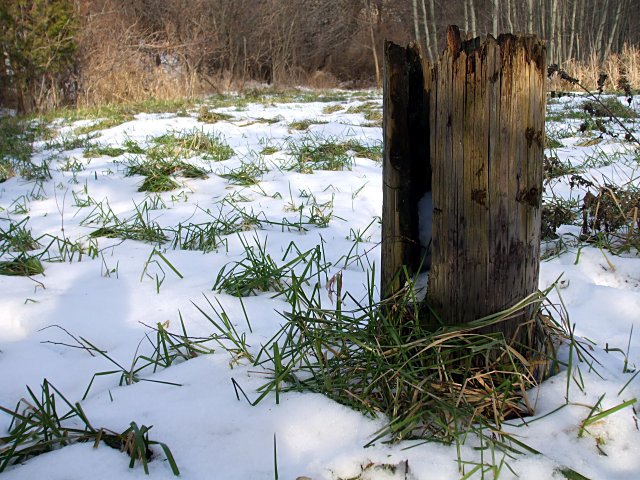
382,26,546,341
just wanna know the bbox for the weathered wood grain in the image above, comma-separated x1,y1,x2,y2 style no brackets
382,28,546,340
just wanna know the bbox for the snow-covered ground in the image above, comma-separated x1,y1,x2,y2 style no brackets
1,91,639,479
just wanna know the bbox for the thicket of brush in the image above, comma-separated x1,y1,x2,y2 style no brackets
1,0,638,113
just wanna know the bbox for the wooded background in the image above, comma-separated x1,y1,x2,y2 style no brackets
1,0,639,113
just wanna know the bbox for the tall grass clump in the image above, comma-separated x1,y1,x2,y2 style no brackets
248,271,588,457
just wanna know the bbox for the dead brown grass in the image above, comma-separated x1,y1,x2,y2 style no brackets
548,43,639,92
73,2,640,107
75,2,208,107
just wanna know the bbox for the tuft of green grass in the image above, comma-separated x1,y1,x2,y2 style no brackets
0,255,44,276
545,135,564,149
83,143,126,158
212,236,331,297
0,380,180,475
0,161,13,183
45,132,99,152
342,139,382,162
169,201,282,253
74,114,134,135
544,155,582,179
322,104,344,114
88,203,168,243
212,235,286,296
541,197,580,240
192,295,255,365
122,138,146,154
137,173,180,192
546,108,590,122
286,191,339,228
125,148,208,192
197,107,234,123
578,394,637,440
217,157,268,186
288,119,328,131
170,221,229,253
0,117,32,166
148,128,234,162
285,134,353,173
79,334,183,397
0,218,41,253
142,317,217,368
347,101,383,124
581,184,640,251
250,116,283,126
260,146,280,155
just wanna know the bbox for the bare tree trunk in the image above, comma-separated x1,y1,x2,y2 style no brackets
428,0,437,58
463,0,469,33
594,0,609,61
420,0,433,62
527,0,534,34
412,0,420,43
539,0,549,40
567,0,578,62
364,0,381,88
506,0,514,33
492,1,498,37
576,0,586,61
549,0,557,63
605,0,624,60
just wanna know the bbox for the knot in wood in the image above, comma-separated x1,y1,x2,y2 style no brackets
525,127,543,148
517,187,541,208
471,188,487,207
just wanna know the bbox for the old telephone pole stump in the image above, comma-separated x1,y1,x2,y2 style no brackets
382,26,546,342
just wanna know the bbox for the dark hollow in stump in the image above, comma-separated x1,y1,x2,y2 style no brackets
381,26,546,344
381,42,431,298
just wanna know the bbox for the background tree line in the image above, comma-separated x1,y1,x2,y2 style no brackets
1,0,638,113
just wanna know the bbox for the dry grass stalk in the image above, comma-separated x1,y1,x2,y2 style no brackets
548,43,640,92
